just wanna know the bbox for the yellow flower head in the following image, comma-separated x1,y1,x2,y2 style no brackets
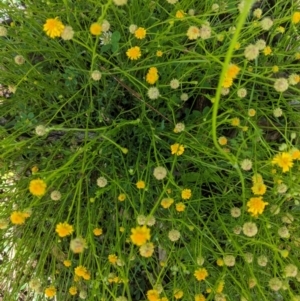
271,169,277,175
134,27,146,39
146,67,159,85
136,180,146,189
291,148,300,160
43,18,65,38
118,193,126,201
63,260,72,267
187,26,200,40
10,211,28,225
251,182,267,195
175,202,186,212
156,50,163,57
216,280,225,293
234,42,241,50
74,275,80,282
147,289,160,301
55,222,74,237
222,76,233,88
45,286,56,298
272,152,294,172
146,73,159,85
176,10,185,19
130,225,151,246
252,173,263,184
280,250,289,258
74,265,88,277
29,179,47,197
181,189,192,200
194,267,209,281
231,117,240,126
226,64,240,79
82,271,90,280
292,12,300,24
289,74,300,85
108,254,118,264
218,136,227,146
93,227,103,236
69,286,77,295
171,143,185,156
90,22,102,35
174,289,184,299
126,46,142,60
248,109,256,117
31,165,39,173
161,198,174,209
216,258,224,266
263,46,272,56
195,294,206,301
247,196,269,217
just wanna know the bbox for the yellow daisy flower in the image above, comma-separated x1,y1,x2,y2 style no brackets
43,17,64,38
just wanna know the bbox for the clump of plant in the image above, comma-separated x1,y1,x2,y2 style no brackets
1,0,300,301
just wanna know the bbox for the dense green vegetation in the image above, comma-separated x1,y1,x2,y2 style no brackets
1,0,300,300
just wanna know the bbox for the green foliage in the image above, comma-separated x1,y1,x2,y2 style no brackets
1,0,300,301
